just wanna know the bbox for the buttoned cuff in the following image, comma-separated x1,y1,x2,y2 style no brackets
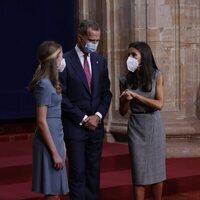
79,115,88,126
95,112,102,120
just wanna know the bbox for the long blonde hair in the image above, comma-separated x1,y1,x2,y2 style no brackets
28,41,62,93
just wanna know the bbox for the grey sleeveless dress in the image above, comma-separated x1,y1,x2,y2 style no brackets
32,78,69,195
120,70,166,185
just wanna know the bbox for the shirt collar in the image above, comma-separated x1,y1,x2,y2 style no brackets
75,45,90,58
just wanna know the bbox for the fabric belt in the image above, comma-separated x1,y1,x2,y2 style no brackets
132,110,157,114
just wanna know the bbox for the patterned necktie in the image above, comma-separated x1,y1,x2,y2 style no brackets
83,54,92,91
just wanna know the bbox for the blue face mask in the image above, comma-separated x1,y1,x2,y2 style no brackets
84,42,99,53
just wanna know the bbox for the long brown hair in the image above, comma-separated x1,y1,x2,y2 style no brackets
28,41,62,93
127,41,158,92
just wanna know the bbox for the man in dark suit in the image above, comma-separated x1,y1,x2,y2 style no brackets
59,19,112,200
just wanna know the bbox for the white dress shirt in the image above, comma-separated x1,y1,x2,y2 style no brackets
75,45,92,74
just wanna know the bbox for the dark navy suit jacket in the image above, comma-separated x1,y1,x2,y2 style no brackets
59,48,112,140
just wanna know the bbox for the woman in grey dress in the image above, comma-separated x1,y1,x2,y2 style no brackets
119,41,166,200
28,41,69,200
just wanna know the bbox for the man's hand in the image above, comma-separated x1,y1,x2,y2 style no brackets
84,115,100,131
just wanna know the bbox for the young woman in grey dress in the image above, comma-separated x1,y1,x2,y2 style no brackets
119,41,166,200
28,41,69,200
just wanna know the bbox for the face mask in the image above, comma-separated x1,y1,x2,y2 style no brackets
126,56,139,73
84,42,99,53
58,58,66,72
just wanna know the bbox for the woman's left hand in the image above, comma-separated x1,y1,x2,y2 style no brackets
129,90,138,98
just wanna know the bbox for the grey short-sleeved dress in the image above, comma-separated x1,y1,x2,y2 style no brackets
120,70,166,185
32,78,69,195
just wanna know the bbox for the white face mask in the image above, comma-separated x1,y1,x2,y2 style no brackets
126,56,139,73
58,58,66,72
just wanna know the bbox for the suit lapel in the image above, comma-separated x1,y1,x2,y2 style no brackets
69,49,91,94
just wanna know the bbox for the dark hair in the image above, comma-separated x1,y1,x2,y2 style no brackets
127,41,158,92
78,19,100,36
28,41,62,93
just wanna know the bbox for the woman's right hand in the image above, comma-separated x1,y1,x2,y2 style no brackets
120,89,133,101
52,151,64,170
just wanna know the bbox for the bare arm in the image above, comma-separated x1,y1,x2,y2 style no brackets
129,74,164,110
119,82,131,116
36,106,63,170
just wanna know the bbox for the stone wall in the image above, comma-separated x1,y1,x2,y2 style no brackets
75,0,200,157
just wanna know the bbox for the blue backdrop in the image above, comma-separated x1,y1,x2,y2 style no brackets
0,0,75,120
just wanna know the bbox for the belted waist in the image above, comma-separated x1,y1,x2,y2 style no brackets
132,110,157,114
